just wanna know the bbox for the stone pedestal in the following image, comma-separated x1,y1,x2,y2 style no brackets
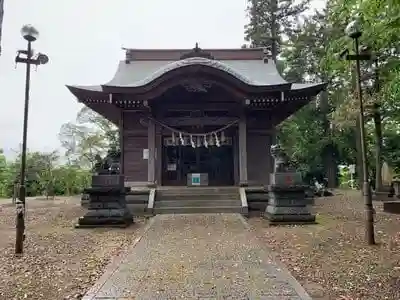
264,172,316,224
392,180,400,198
76,175,133,228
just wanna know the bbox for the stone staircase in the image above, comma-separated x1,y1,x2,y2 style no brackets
154,187,244,214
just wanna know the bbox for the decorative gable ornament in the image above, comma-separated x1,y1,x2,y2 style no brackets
180,43,215,60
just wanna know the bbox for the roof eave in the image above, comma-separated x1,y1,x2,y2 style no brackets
66,85,106,101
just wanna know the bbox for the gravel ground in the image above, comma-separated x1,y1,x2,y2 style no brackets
0,197,145,300
87,214,310,299
249,190,400,300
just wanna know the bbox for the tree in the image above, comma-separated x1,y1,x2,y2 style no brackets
36,151,59,199
1,149,91,198
244,0,310,61
273,6,345,186
59,106,118,168
325,0,400,189
265,0,400,189
52,165,90,196
0,149,12,197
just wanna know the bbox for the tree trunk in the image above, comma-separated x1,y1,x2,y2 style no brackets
373,60,383,191
323,152,336,188
320,88,337,188
355,117,363,188
270,0,278,62
373,104,383,191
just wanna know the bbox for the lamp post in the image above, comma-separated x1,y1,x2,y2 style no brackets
343,19,375,245
15,25,49,255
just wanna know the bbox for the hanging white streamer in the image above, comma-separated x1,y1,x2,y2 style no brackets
203,135,208,148
148,117,239,137
214,132,220,147
190,135,195,148
179,132,184,145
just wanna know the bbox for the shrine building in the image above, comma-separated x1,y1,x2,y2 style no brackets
67,45,326,188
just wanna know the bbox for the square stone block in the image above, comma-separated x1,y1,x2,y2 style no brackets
88,202,104,209
268,197,312,206
84,209,126,218
266,205,311,215
91,175,124,187
264,213,316,223
268,191,307,201
102,201,126,209
270,172,302,186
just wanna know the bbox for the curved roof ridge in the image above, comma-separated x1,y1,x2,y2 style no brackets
110,57,252,87
105,57,288,88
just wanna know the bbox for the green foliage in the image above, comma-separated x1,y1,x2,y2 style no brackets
245,0,400,186
0,100,117,198
278,105,325,171
0,149,12,197
0,149,91,198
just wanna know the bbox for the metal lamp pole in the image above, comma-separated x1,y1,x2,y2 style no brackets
344,20,375,245
15,25,49,256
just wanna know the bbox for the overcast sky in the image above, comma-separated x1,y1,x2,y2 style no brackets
0,0,325,158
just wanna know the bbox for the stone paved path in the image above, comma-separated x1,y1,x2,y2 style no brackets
83,214,311,300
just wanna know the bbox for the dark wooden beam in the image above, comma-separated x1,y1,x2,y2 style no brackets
153,102,242,113
85,103,121,125
160,116,238,127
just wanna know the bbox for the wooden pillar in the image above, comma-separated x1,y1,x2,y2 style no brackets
238,114,248,186
156,130,162,185
119,110,124,175
269,127,277,175
148,119,156,186
233,133,239,185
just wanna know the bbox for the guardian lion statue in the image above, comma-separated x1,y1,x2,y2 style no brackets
270,144,291,172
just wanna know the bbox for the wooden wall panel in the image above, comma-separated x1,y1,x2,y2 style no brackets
123,136,148,182
247,134,271,185
123,111,149,183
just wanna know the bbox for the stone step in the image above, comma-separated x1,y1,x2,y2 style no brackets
157,187,238,196
127,203,147,210
155,199,240,208
154,206,243,214
248,202,268,212
126,194,149,201
127,204,152,216
157,194,239,201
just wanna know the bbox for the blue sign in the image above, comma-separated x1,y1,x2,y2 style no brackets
191,173,201,185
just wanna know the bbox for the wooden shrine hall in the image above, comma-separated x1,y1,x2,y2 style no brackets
67,45,326,188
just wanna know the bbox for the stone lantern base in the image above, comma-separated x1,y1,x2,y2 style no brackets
75,175,133,228
264,172,316,225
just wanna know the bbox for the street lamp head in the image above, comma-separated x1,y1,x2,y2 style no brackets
345,19,362,39
37,53,49,65
345,20,362,39
21,24,39,42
